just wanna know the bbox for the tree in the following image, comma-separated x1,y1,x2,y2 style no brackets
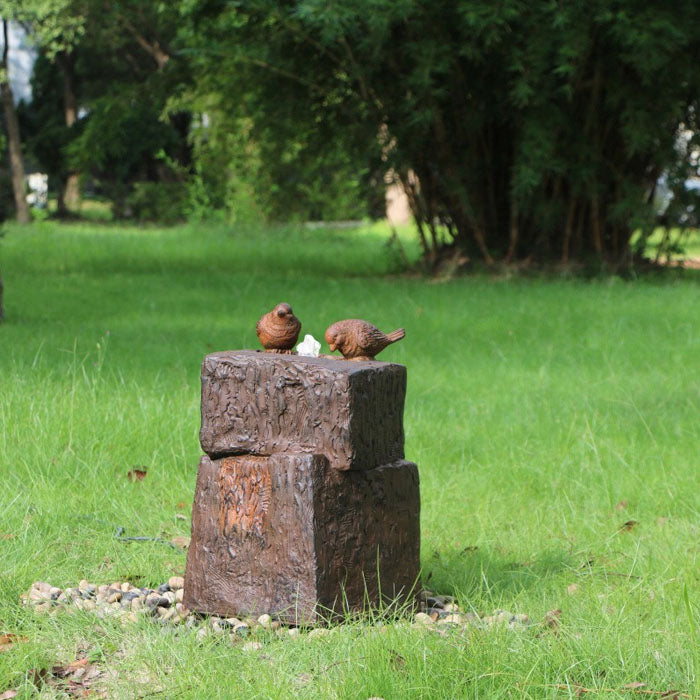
182,0,700,269
1,20,30,224
17,0,191,219
10,0,86,213
62,2,190,219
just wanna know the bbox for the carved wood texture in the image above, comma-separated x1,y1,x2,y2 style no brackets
199,351,406,471
184,454,420,623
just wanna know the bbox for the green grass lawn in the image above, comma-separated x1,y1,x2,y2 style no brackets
1,219,698,698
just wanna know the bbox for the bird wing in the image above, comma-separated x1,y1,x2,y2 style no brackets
359,323,386,346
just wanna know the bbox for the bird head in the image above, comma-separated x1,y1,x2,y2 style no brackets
273,303,294,319
325,325,341,352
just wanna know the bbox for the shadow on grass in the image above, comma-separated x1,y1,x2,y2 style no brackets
423,544,574,599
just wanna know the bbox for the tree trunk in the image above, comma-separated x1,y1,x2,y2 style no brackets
1,21,30,225
57,51,81,212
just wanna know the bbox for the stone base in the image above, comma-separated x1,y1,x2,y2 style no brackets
183,453,420,624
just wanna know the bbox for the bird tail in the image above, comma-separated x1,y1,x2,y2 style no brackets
386,328,405,343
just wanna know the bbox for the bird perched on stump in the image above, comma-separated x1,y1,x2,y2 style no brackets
325,320,405,360
256,303,301,353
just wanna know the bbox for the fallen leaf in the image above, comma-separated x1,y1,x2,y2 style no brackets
623,682,646,689
0,690,18,699
567,584,579,596
176,501,186,510
619,520,638,532
171,536,190,550
614,500,628,511
52,657,89,678
127,468,147,482
174,514,187,521
389,650,406,671
543,608,562,633
294,673,312,688
41,657,107,698
0,633,28,652
0,533,14,540
28,667,49,690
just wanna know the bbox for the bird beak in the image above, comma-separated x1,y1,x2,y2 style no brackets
329,343,336,352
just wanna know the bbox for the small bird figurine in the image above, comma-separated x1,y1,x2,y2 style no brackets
325,320,405,360
256,303,301,353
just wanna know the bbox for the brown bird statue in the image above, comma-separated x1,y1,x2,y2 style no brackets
325,320,405,361
256,302,301,353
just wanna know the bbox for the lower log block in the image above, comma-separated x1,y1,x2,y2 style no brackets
183,453,420,624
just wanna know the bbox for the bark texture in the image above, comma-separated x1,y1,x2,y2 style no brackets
199,351,406,471
183,453,420,623
2,21,30,225
57,52,80,212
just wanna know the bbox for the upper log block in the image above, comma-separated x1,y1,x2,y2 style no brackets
199,350,406,471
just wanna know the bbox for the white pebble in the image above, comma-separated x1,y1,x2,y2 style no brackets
168,576,185,590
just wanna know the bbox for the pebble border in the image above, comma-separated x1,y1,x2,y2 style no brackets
22,580,530,643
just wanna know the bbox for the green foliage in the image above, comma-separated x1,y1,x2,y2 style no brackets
18,54,70,189
11,0,700,253
15,0,192,218
125,181,188,224
179,0,700,267
7,0,85,58
66,84,186,216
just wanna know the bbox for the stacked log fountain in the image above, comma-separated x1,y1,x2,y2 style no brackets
183,315,420,624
